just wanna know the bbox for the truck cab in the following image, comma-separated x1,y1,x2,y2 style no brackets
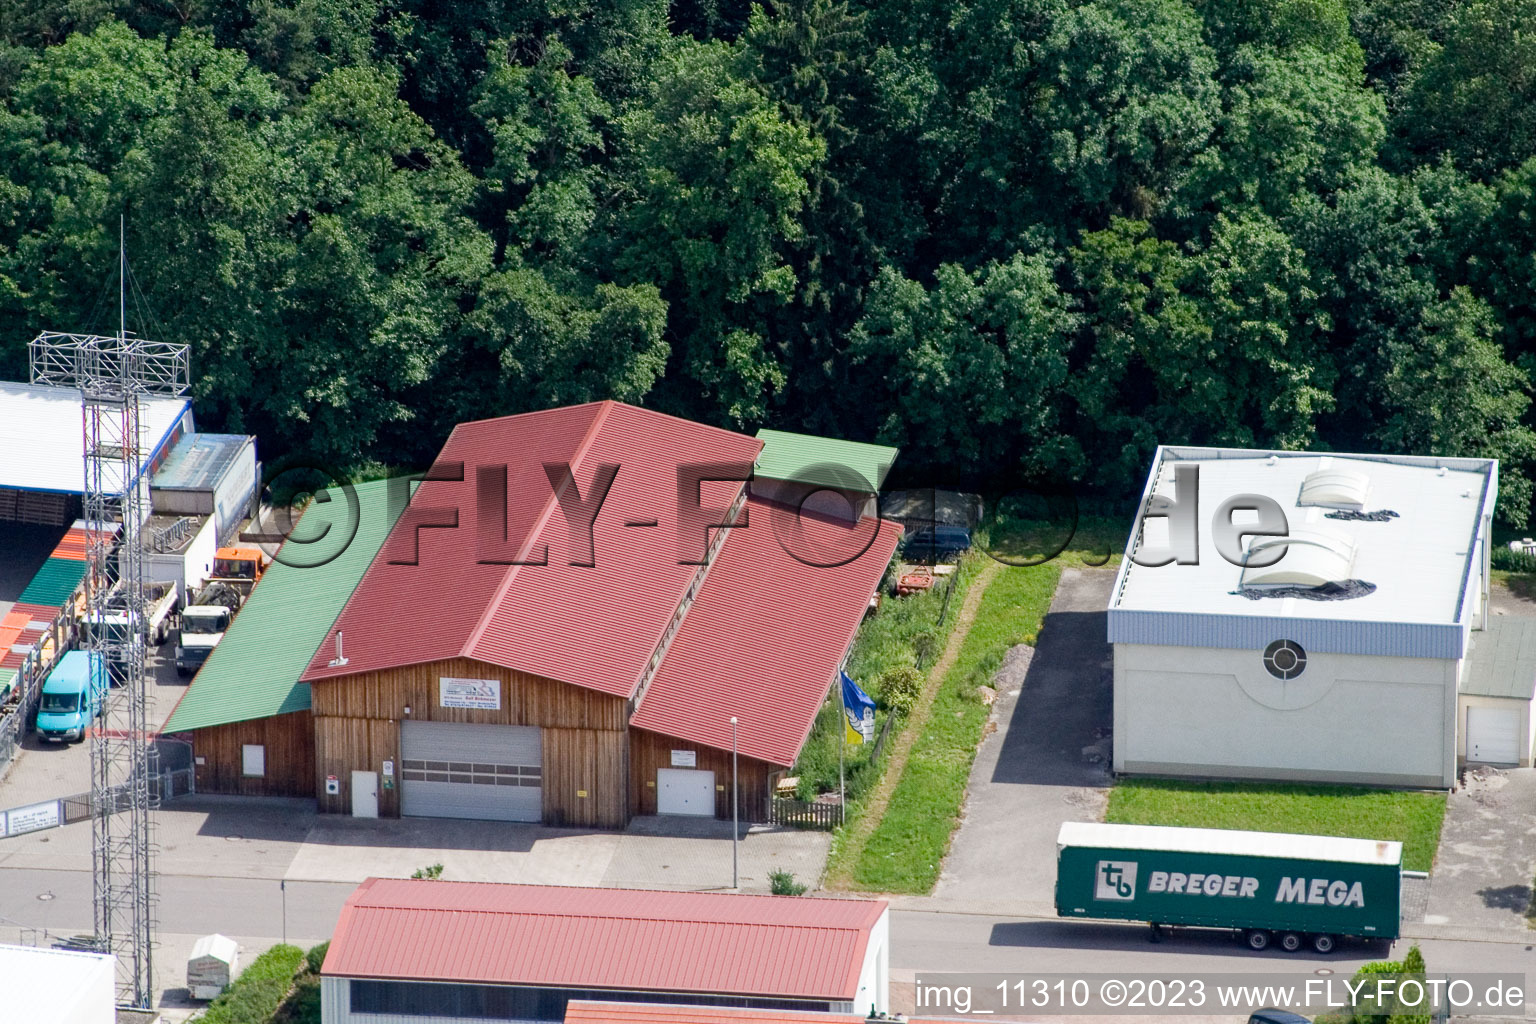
36,650,109,743
176,604,233,677
209,547,266,591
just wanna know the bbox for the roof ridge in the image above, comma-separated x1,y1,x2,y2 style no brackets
377,904,875,928
462,401,616,657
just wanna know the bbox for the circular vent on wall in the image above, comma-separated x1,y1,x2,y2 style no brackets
1263,640,1307,680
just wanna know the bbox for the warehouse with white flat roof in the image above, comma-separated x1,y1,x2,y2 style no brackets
0,379,192,503
1109,446,1505,788
0,943,116,1024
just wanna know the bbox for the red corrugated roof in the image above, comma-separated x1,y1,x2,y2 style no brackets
630,499,901,766
300,402,761,697
564,1002,869,1023
322,879,887,1001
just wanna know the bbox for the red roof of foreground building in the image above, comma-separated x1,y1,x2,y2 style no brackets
630,500,901,766
322,879,888,1002
301,402,761,697
564,1003,875,1024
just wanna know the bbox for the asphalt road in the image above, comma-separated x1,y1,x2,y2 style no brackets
3,865,1528,992
0,866,353,945
891,907,1535,977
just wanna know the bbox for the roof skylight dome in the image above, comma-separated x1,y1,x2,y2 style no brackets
1239,529,1357,588
1298,467,1371,510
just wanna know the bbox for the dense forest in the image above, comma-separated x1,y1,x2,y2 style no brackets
2,0,1535,520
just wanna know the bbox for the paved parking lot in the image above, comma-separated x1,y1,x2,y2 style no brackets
0,643,189,807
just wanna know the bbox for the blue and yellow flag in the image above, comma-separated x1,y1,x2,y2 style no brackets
840,671,876,745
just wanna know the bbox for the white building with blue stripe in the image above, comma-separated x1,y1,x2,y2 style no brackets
1109,446,1502,788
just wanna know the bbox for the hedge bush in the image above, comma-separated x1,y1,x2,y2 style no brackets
879,666,924,717
191,944,304,1024
272,942,330,1024
1492,546,1536,573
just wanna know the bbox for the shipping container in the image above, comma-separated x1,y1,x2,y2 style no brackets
1055,822,1402,952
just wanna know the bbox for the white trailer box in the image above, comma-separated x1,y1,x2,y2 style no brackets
0,943,116,1024
150,433,258,544
187,932,240,1000
142,513,218,598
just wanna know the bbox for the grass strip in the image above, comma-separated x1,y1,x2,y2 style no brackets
1105,778,1448,873
793,553,988,802
845,561,1063,892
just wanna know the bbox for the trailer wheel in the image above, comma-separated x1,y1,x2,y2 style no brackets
1279,931,1304,952
1311,934,1336,954
1245,929,1270,951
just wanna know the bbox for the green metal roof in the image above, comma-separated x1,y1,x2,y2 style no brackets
1462,617,1536,700
18,558,85,606
753,429,898,493
163,477,411,732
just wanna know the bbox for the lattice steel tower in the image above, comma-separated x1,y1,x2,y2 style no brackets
29,226,189,1008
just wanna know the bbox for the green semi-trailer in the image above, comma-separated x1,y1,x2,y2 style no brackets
1056,822,1402,953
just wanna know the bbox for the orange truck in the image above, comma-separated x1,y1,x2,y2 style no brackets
208,546,268,594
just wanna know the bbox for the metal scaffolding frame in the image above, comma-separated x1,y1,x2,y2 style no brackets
29,266,189,1008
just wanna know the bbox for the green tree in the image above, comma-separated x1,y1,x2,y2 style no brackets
472,38,609,266
1066,218,1209,490
1479,158,1536,360
744,0,881,433
1398,0,1536,177
452,269,668,424
608,37,820,425
1172,45,1384,222
1374,288,1536,520
262,63,491,462
1348,0,1455,107
850,251,1078,482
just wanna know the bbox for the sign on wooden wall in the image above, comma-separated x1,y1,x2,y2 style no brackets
439,677,502,710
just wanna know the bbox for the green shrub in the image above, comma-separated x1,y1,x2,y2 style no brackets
880,666,924,716
272,942,331,1024
1492,546,1536,572
411,863,444,879
769,870,808,895
1387,946,1431,1024
191,944,304,1024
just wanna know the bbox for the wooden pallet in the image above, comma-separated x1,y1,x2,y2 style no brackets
14,491,70,526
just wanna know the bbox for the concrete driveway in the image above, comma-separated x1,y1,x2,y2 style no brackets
1422,766,1536,933
935,567,1115,909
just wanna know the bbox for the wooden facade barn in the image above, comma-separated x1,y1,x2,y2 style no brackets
168,405,901,829
189,710,315,798
310,657,629,827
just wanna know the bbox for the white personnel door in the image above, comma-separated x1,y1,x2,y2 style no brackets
351,771,379,818
657,768,715,816
1466,706,1522,766
400,721,543,822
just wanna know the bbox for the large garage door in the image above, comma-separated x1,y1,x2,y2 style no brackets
657,768,715,816
1466,706,1521,766
400,721,542,822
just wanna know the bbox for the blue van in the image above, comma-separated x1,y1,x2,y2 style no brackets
35,651,109,744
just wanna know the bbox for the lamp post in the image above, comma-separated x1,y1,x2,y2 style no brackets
730,716,739,890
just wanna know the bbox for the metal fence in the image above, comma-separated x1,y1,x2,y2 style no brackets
770,797,844,831
3,740,194,840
